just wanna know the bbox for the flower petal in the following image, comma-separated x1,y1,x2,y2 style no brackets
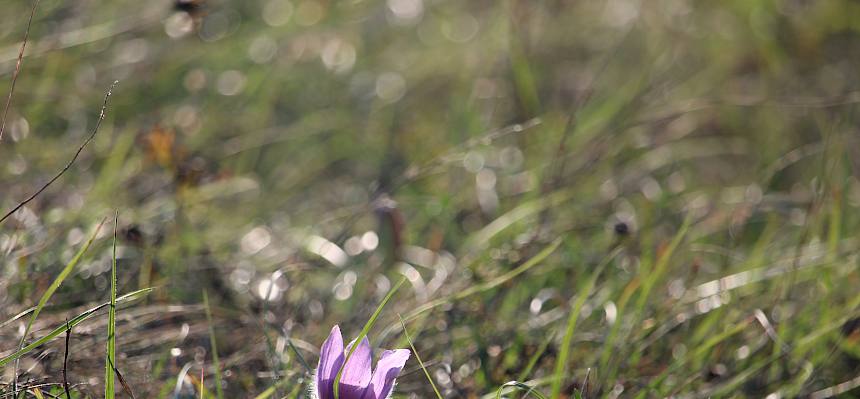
316,325,345,399
338,337,373,398
362,349,410,399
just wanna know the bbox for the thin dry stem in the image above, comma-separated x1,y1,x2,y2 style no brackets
0,0,40,142
0,80,118,226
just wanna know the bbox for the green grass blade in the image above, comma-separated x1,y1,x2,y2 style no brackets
19,218,106,345
398,314,443,399
516,330,555,383
0,288,152,367
332,277,406,399
549,247,620,399
390,238,562,335
288,338,312,374
0,306,37,330
13,217,106,383
105,212,118,399
632,217,691,317
203,290,225,399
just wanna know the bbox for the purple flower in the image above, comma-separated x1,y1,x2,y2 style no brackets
315,325,411,399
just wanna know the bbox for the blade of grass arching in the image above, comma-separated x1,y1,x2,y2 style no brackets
478,377,554,399
105,212,119,399
463,191,574,255
19,218,106,334
398,315,443,399
0,306,37,329
549,247,620,399
332,277,406,399
202,291,225,399
384,238,562,341
13,217,106,386
495,381,548,399
0,288,152,367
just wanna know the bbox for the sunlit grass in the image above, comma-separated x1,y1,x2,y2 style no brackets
1,0,860,398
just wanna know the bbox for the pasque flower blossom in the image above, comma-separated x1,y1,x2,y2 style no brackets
314,325,411,399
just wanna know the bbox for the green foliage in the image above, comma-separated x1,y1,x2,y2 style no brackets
0,289,152,367
2,1,860,398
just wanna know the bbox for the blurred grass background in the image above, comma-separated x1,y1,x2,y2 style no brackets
2,0,860,397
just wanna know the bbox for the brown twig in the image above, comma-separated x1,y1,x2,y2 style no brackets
0,80,118,226
108,357,137,399
63,320,72,399
0,0,40,142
